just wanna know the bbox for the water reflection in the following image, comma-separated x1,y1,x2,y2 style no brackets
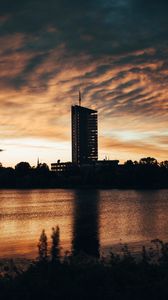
136,190,167,240
99,190,168,254
0,189,168,259
0,189,74,258
72,190,100,257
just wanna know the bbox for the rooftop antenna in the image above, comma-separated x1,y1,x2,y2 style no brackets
79,90,81,106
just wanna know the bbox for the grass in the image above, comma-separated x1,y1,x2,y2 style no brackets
1,240,168,299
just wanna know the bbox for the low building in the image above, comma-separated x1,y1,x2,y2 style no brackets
95,160,119,170
51,161,78,174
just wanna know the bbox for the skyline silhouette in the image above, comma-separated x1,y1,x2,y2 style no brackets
0,1,167,167
0,92,167,168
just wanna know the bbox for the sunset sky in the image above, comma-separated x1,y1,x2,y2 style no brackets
0,0,167,167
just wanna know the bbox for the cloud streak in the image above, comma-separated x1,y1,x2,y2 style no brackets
0,0,167,164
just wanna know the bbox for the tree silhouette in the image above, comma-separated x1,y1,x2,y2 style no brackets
160,161,168,169
51,226,60,262
139,157,158,166
36,163,49,171
15,162,31,175
124,160,134,167
38,229,48,261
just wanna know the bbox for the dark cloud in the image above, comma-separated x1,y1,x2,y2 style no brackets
0,0,168,54
132,0,168,12
0,0,167,143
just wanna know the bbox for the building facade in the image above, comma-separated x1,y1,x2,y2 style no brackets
51,161,73,173
71,105,98,165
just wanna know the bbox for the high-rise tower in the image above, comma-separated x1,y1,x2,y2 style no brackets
71,93,98,165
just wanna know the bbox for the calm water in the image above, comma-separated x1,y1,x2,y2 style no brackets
0,189,168,258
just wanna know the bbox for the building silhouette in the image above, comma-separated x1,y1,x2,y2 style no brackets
71,92,98,165
51,161,71,172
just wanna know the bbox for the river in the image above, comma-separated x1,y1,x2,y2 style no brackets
0,189,167,258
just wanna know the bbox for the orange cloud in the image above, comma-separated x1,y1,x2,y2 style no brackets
0,42,167,165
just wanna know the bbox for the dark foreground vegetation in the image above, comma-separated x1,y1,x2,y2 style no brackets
1,229,168,299
0,157,168,188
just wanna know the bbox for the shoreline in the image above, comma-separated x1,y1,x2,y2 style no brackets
0,186,167,190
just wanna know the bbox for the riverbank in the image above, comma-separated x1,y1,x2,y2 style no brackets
1,247,168,300
0,160,167,189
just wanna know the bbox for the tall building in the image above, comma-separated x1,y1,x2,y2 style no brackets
71,93,98,165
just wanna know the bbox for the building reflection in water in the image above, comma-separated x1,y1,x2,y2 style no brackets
72,190,100,257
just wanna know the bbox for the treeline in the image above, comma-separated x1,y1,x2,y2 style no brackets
0,157,167,188
93,157,168,189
